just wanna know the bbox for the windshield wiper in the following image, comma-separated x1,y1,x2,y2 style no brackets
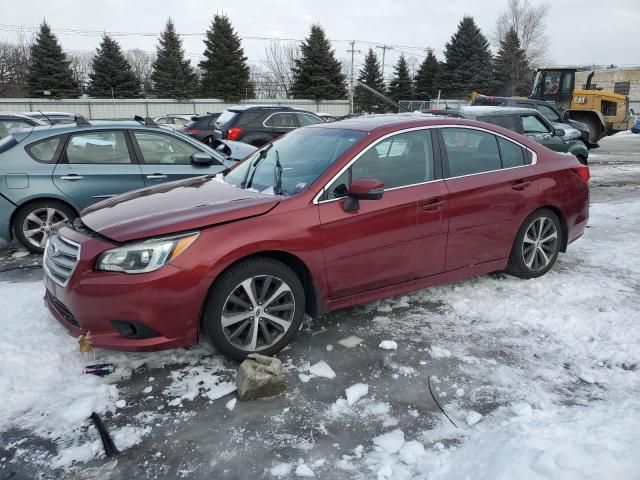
273,149,283,195
244,143,273,189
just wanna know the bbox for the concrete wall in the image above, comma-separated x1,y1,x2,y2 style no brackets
575,68,640,97
0,98,351,120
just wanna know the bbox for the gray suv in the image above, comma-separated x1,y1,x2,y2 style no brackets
0,119,255,252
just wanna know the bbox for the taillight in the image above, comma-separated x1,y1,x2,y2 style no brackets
183,129,201,135
227,127,243,141
571,165,590,183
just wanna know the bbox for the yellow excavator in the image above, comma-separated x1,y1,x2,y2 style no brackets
530,67,634,143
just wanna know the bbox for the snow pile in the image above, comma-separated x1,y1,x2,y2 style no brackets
345,383,369,406
378,340,398,350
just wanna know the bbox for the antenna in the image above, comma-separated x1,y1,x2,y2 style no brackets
38,110,53,124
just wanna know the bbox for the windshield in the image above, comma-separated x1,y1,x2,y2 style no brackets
224,127,366,196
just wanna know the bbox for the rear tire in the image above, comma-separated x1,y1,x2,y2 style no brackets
13,200,77,253
202,257,305,361
507,209,563,279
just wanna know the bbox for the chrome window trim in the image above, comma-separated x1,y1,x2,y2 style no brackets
262,112,298,129
313,124,537,205
43,233,81,288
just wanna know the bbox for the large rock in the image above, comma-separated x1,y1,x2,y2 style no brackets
236,354,286,401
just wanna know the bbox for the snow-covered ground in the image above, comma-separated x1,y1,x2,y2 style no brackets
1,133,639,479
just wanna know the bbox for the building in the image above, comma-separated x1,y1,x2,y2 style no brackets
575,67,640,96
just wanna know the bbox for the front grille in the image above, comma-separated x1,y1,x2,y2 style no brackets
46,291,79,327
44,233,80,287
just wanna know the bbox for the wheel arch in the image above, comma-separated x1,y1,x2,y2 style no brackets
534,205,569,252
10,196,79,234
199,250,322,333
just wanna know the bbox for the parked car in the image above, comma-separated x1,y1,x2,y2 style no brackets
43,114,590,360
180,113,221,143
631,118,640,134
213,105,324,147
426,106,589,164
0,118,256,253
0,113,47,139
471,95,598,149
316,112,338,122
153,114,194,130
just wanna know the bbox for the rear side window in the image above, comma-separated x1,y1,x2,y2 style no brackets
236,111,264,126
521,115,550,134
65,131,132,164
477,115,519,133
26,137,62,163
497,137,525,168
442,128,501,177
216,110,237,126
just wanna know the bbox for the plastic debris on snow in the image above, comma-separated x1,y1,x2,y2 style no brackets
345,383,369,406
379,340,398,350
308,360,336,379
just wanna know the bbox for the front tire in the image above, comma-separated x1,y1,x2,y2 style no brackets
13,200,76,253
507,209,562,279
202,258,305,361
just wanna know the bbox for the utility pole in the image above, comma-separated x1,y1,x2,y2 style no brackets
347,40,361,114
375,45,394,78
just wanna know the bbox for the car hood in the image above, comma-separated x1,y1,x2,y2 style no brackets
80,176,280,243
551,122,582,141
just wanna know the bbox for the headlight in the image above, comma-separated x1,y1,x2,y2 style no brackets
96,232,199,274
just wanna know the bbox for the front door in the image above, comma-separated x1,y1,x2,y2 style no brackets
439,127,539,271
519,113,566,153
52,130,145,210
318,129,448,299
130,130,225,185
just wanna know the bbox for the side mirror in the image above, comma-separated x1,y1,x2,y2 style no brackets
343,178,384,212
553,128,565,137
191,152,222,166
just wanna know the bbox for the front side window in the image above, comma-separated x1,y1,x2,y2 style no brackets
264,113,297,128
535,105,562,123
521,115,550,134
133,131,200,165
326,130,434,199
224,127,365,196
543,71,562,95
298,113,324,126
26,137,61,163
442,128,501,177
65,131,132,164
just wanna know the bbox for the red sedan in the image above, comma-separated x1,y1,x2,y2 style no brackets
43,115,590,360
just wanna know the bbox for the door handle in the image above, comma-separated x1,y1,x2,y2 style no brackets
146,174,168,180
420,198,445,212
511,181,531,191
60,175,83,181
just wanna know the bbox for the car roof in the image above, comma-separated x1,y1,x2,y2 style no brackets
0,112,47,123
15,120,174,139
227,105,295,112
458,105,540,117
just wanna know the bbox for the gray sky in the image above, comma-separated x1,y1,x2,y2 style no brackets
2,0,638,79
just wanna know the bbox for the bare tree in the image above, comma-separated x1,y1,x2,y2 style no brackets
68,51,94,95
0,32,32,97
494,0,550,67
261,40,300,98
125,49,155,96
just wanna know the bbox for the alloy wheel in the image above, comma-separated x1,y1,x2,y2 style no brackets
22,207,69,249
221,275,295,352
522,216,558,272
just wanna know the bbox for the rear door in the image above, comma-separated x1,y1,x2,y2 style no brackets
131,129,226,184
52,130,145,210
438,126,538,271
318,128,448,298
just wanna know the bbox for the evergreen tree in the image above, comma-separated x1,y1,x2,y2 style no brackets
354,48,387,113
493,27,531,97
290,24,347,100
439,16,495,98
88,35,140,98
151,19,197,98
199,15,253,101
413,48,439,100
387,54,413,103
26,21,77,98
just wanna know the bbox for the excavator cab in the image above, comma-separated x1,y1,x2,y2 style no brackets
530,68,576,112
